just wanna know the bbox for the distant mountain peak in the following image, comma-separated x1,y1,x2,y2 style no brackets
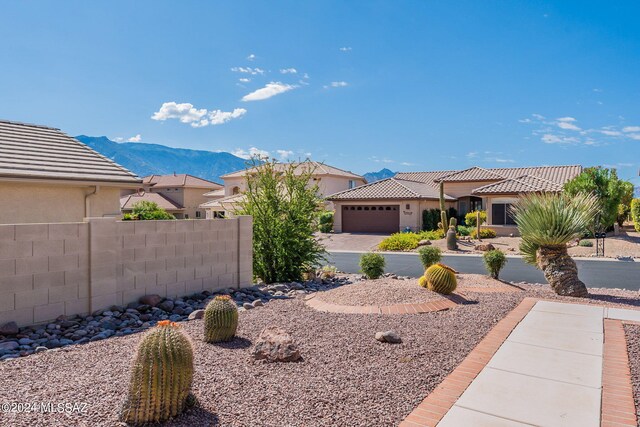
363,168,397,183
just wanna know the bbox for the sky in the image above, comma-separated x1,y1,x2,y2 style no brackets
1,1,639,185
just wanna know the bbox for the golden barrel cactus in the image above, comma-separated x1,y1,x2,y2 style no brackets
204,295,239,343
424,263,457,294
120,320,194,425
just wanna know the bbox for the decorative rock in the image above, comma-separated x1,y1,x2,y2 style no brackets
0,322,19,336
243,303,254,310
251,326,301,362
417,239,431,246
34,346,48,353
0,341,19,351
252,300,264,308
158,300,175,312
139,294,163,307
375,330,402,344
474,243,495,251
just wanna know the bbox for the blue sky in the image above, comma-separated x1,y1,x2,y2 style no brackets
1,1,639,184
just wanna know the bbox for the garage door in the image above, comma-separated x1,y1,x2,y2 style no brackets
342,205,400,233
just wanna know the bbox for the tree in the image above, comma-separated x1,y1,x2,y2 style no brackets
563,167,630,230
128,201,175,220
237,158,326,283
512,192,599,297
617,181,635,226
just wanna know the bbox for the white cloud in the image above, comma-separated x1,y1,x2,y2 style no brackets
599,130,621,136
232,147,270,159
113,137,124,142
339,47,352,52
247,54,256,61
239,78,251,83
231,66,265,75
492,158,515,163
127,134,142,142
629,133,640,141
556,117,581,131
151,102,246,127
241,82,297,102
532,114,545,120
466,151,478,158
541,134,579,144
276,149,294,160
324,81,348,89
623,126,640,132
280,68,297,74
302,73,310,79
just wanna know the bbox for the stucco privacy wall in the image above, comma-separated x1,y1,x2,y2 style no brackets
0,217,253,326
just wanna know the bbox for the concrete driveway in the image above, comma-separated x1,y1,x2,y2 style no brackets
318,232,388,252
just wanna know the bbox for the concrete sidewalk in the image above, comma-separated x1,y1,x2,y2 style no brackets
433,301,639,426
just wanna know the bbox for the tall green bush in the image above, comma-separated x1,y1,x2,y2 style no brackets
359,252,385,279
632,199,640,232
238,159,326,283
482,250,507,279
127,201,176,220
465,210,486,227
418,246,442,268
422,207,457,231
318,210,334,233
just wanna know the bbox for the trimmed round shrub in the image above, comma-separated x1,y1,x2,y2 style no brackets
378,233,420,251
318,210,334,233
470,228,497,239
418,246,442,268
482,249,507,279
578,240,594,247
465,210,487,227
424,263,457,294
359,252,385,279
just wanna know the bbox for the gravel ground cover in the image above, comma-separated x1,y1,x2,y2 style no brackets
625,324,640,423
456,274,522,291
316,276,445,306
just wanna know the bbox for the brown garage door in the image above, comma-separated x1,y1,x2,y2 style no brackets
342,205,400,233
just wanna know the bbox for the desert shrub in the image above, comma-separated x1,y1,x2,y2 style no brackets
237,159,326,283
457,225,473,236
418,246,442,268
470,228,497,239
318,210,334,233
359,252,385,279
483,250,507,279
319,265,338,279
465,210,487,227
130,201,176,220
378,233,420,251
122,213,136,221
578,240,593,247
417,229,445,240
422,208,458,231
632,199,640,232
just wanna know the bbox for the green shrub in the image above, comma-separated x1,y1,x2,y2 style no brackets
237,159,326,283
632,199,640,232
418,246,442,268
131,201,176,220
422,208,458,231
470,228,497,239
122,213,136,221
417,229,445,240
457,225,474,236
578,240,593,247
359,252,385,279
318,211,334,233
378,233,420,251
465,210,487,227
482,250,507,279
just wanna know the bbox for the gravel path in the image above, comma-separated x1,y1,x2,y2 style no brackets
317,276,445,306
0,294,522,427
624,324,640,424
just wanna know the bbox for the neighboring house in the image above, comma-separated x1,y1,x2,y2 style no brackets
201,161,366,218
0,119,141,224
327,165,582,235
121,174,222,219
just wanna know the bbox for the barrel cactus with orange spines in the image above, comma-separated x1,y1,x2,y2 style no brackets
120,320,194,425
418,275,428,288
204,295,238,343
424,263,457,294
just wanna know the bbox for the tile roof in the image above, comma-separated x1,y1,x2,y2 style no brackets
472,174,564,195
437,167,507,182
221,161,365,181
0,119,141,184
327,178,456,201
203,189,225,198
120,192,184,211
199,193,246,209
143,174,222,188
393,170,457,187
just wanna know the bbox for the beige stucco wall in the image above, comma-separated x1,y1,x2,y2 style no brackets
485,196,520,236
442,181,497,198
0,182,123,224
0,217,253,326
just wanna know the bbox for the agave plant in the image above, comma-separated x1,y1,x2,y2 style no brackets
511,192,599,297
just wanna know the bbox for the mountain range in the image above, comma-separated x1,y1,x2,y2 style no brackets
363,168,396,183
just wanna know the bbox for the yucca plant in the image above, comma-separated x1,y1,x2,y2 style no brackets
511,192,599,297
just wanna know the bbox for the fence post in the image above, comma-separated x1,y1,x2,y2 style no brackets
236,215,253,288
85,217,119,313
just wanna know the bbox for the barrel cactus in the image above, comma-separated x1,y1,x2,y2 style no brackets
424,263,458,294
121,320,194,425
204,295,239,343
418,275,428,288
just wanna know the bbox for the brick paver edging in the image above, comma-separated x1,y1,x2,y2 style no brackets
399,297,538,427
602,319,638,427
305,293,467,315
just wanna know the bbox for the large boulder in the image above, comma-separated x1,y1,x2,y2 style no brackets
0,322,19,336
251,326,301,362
139,294,163,307
474,243,495,251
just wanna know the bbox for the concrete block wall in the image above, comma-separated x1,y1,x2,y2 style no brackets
0,217,253,326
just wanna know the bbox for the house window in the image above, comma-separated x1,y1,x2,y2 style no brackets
195,211,202,218
491,203,516,225
348,180,356,189
185,214,189,219
232,186,240,195
405,204,410,210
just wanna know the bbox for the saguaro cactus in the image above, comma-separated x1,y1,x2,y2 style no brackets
204,295,239,343
446,217,458,250
121,321,194,425
439,181,447,233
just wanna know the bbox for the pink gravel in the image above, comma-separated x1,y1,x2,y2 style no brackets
624,324,640,423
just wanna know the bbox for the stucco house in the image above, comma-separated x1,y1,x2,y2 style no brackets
121,174,222,219
201,161,365,218
327,165,582,235
0,120,142,224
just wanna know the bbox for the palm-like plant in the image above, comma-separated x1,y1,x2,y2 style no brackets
511,192,599,297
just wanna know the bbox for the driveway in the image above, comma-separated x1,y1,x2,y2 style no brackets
318,232,388,252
